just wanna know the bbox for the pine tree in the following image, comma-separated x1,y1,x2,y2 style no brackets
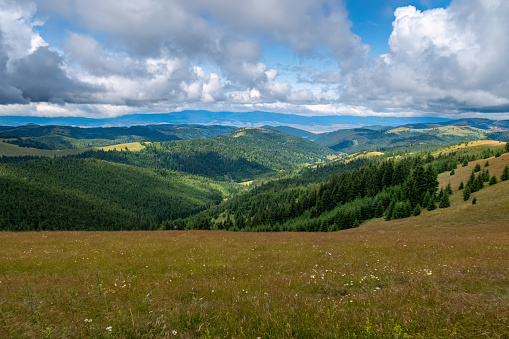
446,182,453,195
413,204,421,216
462,159,468,167
472,197,477,205
484,160,489,167
385,200,396,221
505,142,509,153
450,168,455,176
439,192,450,208
501,165,509,181
463,186,471,201
427,195,436,211
474,163,481,172
421,191,431,209
458,181,464,190
490,176,498,185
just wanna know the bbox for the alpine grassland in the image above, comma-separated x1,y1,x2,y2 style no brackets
1,174,509,338
1,142,509,338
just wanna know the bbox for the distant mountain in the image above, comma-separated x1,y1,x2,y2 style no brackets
0,124,235,150
312,118,509,153
0,110,450,130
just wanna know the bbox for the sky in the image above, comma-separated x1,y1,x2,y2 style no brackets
0,0,508,120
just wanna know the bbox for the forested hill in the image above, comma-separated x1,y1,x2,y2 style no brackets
178,141,509,232
0,157,237,231
74,128,337,182
0,124,235,150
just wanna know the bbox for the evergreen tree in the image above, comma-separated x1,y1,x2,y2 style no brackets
474,163,481,172
413,204,421,217
446,183,453,195
484,160,489,167
427,195,436,211
505,142,509,153
385,200,396,221
439,192,450,208
421,191,431,209
450,168,455,176
472,197,477,205
501,165,509,181
463,186,471,201
489,176,498,185
458,181,464,190
462,159,468,167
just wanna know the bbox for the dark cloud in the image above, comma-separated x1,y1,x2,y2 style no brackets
4,47,101,104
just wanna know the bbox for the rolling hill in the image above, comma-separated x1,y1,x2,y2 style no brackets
75,128,337,182
312,118,509,153
0,157,238,231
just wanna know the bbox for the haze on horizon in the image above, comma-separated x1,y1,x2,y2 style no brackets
0,0,508,121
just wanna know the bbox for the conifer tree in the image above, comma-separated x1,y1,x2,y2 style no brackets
462,159,468,167
501,165,509,181
450,168,455,176
439,192,450,208
413,204,421,216
421,191,431,209
427,195,436,211
463,186,471,201
490,176,498,185
385,200,396,221
446,183,453,195
505,142,509,153
474,163,481,172
458,181,464,190
472,197,477,205
484,160,489,167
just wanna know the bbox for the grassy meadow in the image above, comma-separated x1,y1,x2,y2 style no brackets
1,148,509,338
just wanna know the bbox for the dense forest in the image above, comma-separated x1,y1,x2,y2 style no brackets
0,121,508,232
72,128,335,181
0,158,237,231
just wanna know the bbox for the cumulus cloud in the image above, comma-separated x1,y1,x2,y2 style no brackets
343,0,509,114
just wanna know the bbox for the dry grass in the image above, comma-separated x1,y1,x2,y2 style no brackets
96,142,149,152
2,177,509,338
434,140,506,156
438,151,509,191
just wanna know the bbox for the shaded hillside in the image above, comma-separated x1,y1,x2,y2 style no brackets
262,125,316,139
0,158,236,231
0,124,235,150
75,128,336,182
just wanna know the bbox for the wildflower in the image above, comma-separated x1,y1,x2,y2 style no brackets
84,318,92,323
172,330,178,335
106,326,112,332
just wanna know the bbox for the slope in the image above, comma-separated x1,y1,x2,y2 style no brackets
76,128,336,182
0,158,237,231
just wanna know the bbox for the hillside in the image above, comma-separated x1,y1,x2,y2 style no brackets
75,128,336,182
2,179,508,337
313,118,509,154
0,124,235,150
0,158,237,231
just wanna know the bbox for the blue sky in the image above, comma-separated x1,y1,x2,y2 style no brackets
0,0,508,120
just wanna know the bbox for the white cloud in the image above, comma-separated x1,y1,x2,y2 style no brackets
344,0,509,113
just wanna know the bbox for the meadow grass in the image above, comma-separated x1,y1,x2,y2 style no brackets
1,153,509,338
95,142,149,152
2,178,509,338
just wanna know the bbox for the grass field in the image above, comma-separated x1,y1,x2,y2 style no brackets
1,152,509,338
95,142,149,152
